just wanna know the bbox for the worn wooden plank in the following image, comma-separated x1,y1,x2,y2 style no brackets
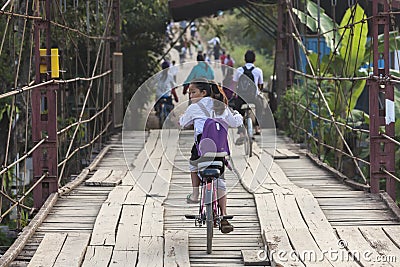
293,188,331,230
382,226,400,248
137,236,163,267
100,170,127,186
121,171,137,186
109,251,138,267
164,230,190,267
28,233,67,267
269,163,293,186
254,193,283,231
140,198,164,237
265,148,289,159
241,249,270,266
85,169,112,186
53,233,91,267
335,227,392,267
263,229,305,267
124,186,147,205
285,228,334,266
359,227,400,259
276,148,299,159
105,185,133,205
274,193,307,230
90,203,122,246
82,246,113,267
115,205,143,251
308,228,359,267
135,172,157,194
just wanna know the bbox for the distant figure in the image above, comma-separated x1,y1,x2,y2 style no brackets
154,61,179,126
179,46,186,63
203,53,211,64
183,54,215,95
213,42,222,65
190,22,197,39
207,36,220,46
220,51,227,76
224,54,235,68
196,40,203,55
233,50,264,144
169,60,178,82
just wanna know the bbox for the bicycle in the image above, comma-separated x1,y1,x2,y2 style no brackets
241,103,255,157
185,152,233,254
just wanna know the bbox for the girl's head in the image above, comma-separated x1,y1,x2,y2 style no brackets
189,79,228,114
188,78,211,103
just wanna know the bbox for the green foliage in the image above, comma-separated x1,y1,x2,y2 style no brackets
338,4,368,77
293,1,339,50
199,9,275,82
286,3,400,184
120,0,170,108
0,228,13,247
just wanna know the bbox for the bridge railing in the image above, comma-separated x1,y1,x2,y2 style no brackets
0,1,118,229
278,0,400,201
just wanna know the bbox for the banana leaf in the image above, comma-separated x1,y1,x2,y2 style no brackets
338,4,368,77
292,1,339,51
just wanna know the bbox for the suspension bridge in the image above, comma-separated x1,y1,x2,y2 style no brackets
0,0,400,266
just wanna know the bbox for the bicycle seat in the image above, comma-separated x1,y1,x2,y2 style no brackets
241,103,255,110
202,152,228,158
198,160,223,170
199,168,220,178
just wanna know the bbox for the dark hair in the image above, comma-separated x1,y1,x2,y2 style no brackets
190,78,212,97
209,81,228,115
244,50,255,63
197,54,204,61
189,79,227,115
161,61,170,69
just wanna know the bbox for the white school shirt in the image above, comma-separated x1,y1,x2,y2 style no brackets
179,97,243,139
155,72,176,99
233,63,264,96
169,65,178,77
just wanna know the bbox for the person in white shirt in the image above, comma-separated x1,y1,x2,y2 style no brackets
232,50,264,144
169,60,178,82
179,79,242,234
207,36,220,46
154,61,179,126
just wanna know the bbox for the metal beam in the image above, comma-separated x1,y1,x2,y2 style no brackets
369,0,396,200
32,0,58,209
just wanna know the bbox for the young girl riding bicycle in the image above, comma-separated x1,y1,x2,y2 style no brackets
179,79,243,233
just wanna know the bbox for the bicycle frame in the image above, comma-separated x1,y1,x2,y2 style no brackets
199,175,220,219
185,156,232,254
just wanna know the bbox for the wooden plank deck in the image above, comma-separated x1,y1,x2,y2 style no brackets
9,132,146,267
7,129,400,267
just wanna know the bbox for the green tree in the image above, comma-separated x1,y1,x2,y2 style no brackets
121,0,170,108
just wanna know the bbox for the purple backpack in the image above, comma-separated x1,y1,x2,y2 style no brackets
197,117,230,156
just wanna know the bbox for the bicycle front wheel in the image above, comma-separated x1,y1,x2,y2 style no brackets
206,203,213,254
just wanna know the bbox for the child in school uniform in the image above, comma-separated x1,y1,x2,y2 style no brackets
179,79,243,233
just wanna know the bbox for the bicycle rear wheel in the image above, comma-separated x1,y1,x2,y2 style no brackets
206,203,213,254
246,116,253,156
159,106,166,128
